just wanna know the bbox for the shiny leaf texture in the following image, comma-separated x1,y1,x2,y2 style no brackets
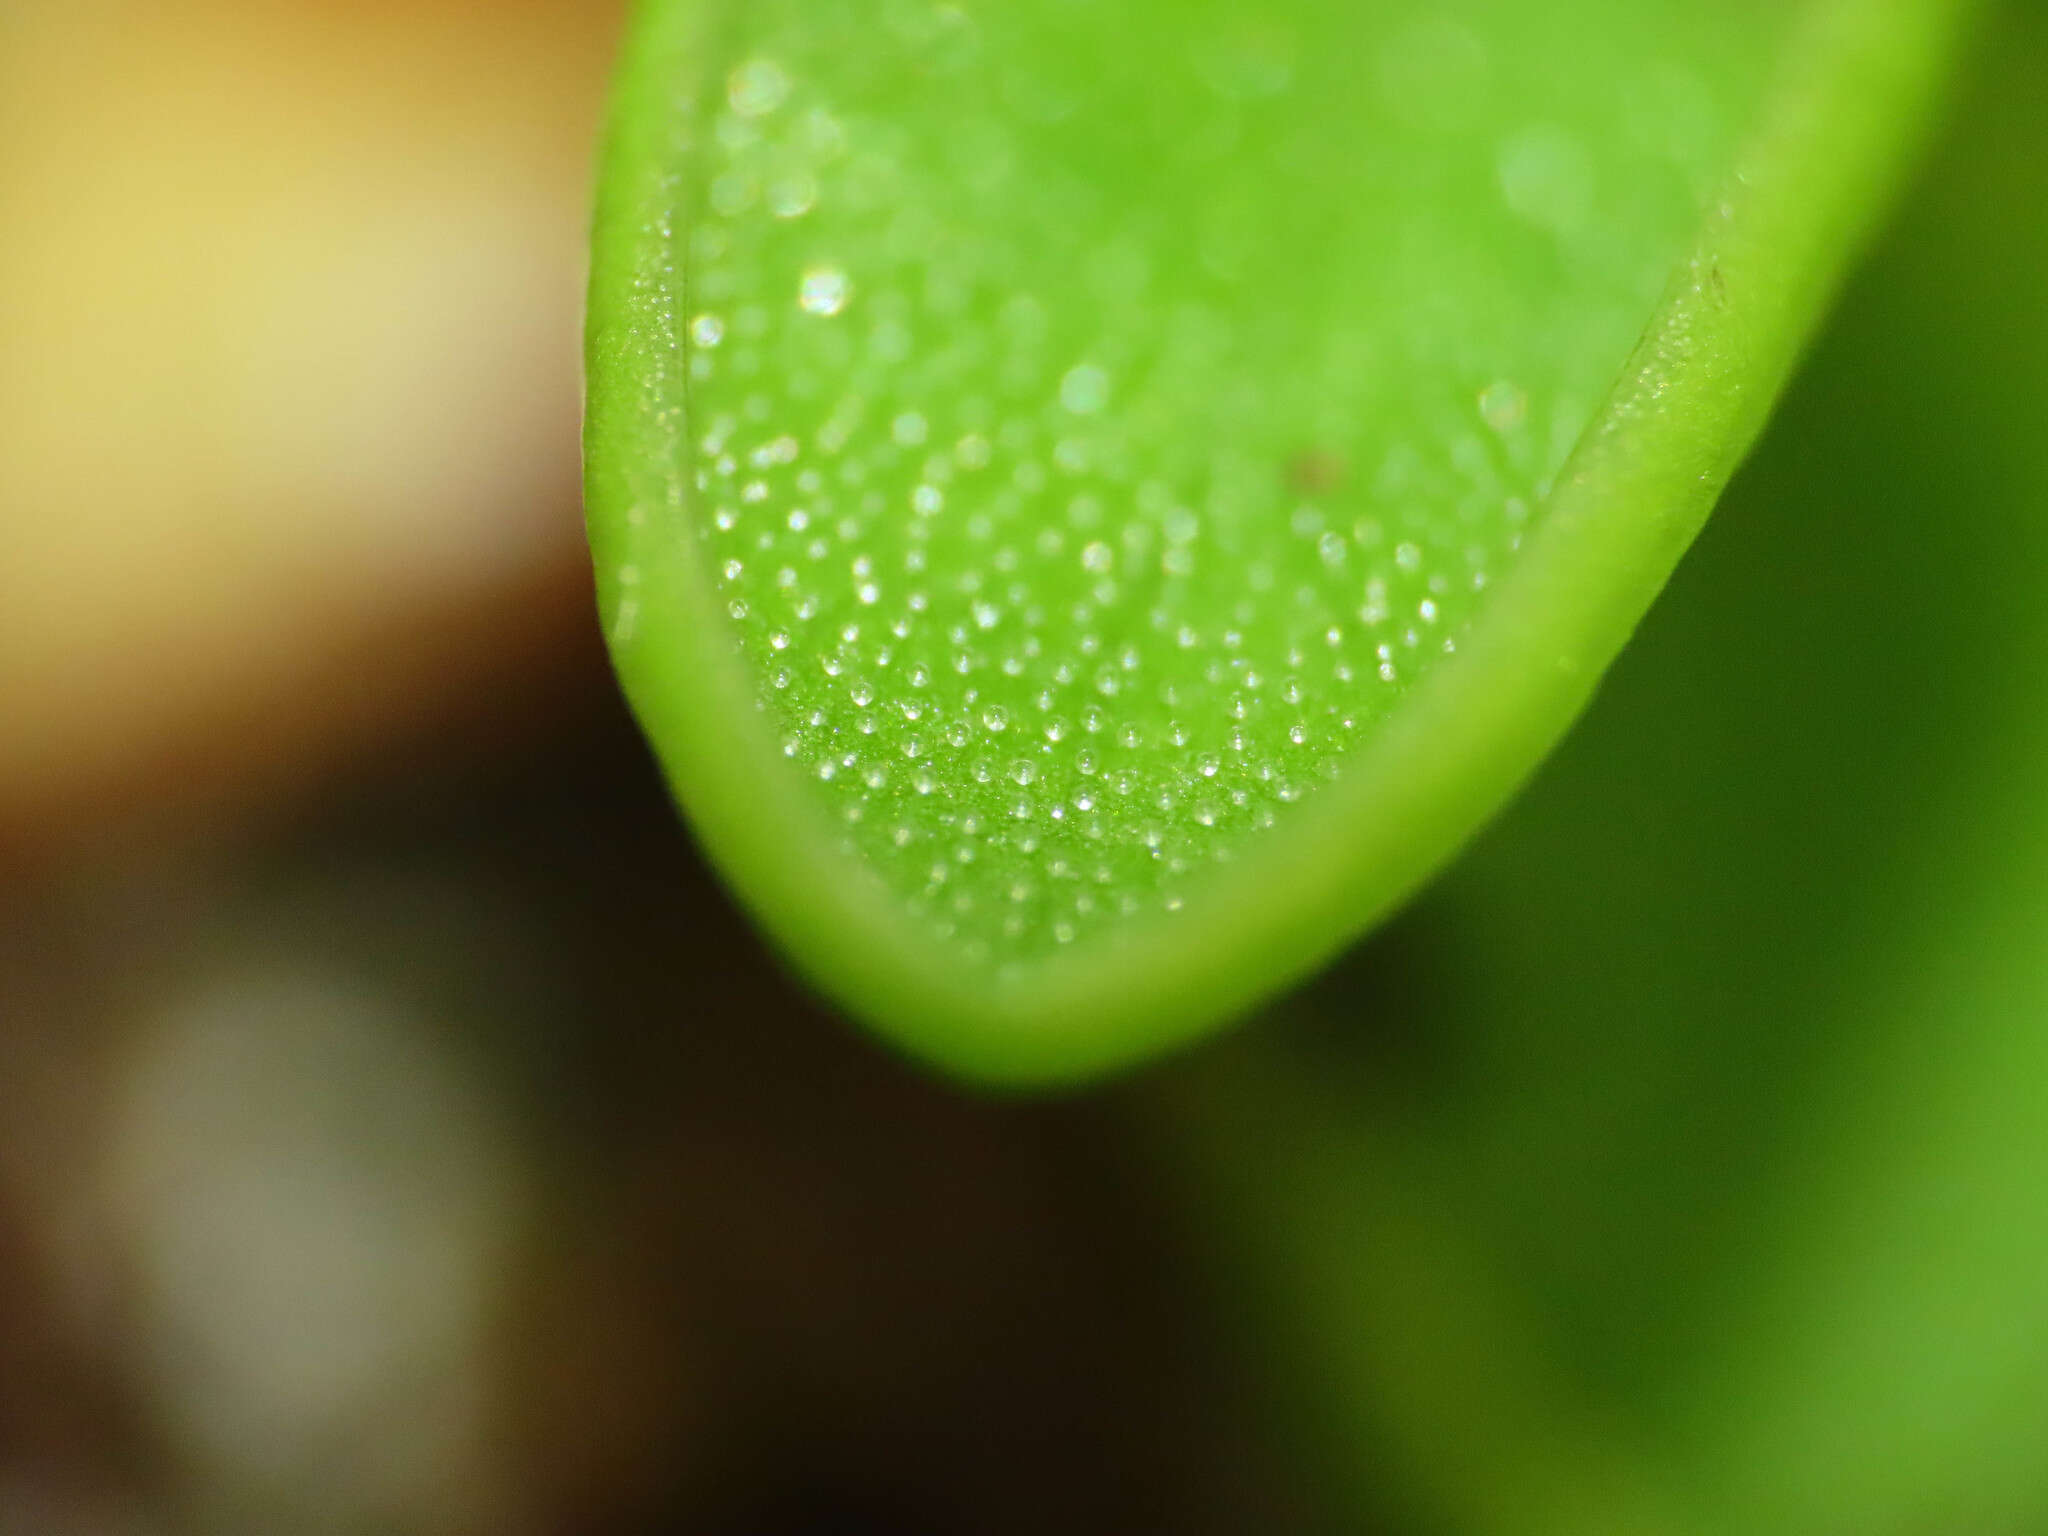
587,0,1968,1080
1164,10,2046,1529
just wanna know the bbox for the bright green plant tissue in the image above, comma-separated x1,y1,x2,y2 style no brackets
1166,12,2048,1530
586,0,1970,1081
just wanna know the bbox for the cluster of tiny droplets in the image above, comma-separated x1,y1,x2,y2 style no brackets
672,2,1747,966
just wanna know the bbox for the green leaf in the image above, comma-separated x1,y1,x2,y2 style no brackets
1161,11,2048,1528
586,0,1968,1082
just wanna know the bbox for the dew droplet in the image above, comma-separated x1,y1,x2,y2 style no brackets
727,57,792,118
769,174,819,219
799,264,852,317
1479,379,1528,433
1059,363,1111,415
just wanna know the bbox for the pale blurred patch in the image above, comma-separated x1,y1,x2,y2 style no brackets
100,963,525,1532
0,0,623,837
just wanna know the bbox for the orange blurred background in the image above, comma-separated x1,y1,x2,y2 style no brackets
1,0,615,843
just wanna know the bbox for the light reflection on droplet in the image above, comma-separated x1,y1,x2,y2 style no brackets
798,264,852,316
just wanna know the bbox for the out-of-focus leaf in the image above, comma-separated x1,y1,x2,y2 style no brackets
587,0,1965,1081
1162,11,2048,1530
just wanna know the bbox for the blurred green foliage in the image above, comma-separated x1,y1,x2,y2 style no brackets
1166,7,2048,1530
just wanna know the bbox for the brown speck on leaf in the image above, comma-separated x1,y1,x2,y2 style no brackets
1286,447,1348,498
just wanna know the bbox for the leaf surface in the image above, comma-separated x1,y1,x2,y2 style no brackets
587,0,1967,1080
1166,12,2044,1527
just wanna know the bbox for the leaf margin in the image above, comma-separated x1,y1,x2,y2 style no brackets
585,0,1976,1086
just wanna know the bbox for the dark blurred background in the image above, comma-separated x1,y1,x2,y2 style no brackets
0,3,1298,1530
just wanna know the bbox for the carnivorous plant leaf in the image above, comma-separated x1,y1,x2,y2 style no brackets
1166,12,2045,1527
586,0,1969,1081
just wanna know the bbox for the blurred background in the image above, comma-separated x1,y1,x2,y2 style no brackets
0,3,1291,1531
6,1,2048,1533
